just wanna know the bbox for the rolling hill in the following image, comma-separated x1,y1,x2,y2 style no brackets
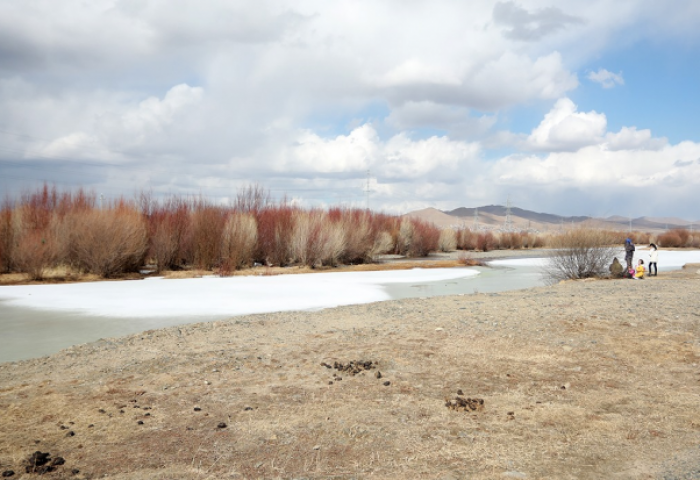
404,206,697,232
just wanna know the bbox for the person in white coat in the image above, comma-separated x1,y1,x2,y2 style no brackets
648,243,659,276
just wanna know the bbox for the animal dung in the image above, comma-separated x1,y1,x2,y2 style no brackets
445,396,484,412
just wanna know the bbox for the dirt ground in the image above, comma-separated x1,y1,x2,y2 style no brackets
1,262,699,479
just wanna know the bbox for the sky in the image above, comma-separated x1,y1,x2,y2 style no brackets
0,0,699,220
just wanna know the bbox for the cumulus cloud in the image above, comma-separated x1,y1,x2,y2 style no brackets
527,98,606,151
605,126,666,151
588,68,624,88
279,124,481,182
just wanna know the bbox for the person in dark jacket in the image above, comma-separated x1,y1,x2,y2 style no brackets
624,238,635,270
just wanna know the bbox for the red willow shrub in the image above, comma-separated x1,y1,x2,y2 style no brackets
189,202,226,270
456,227,478,251
67,203,148,277
288,209,346,267
0,204,13,273
498,231,523,250
7,186,63,279
476,231,497,252
220,212,257,275
145,197,192,272
254,205,295,266
11,227,58,280
657,229,691,248
398,217,440,257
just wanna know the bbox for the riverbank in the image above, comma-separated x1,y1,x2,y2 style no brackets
1,264,699,479
0,249,546,286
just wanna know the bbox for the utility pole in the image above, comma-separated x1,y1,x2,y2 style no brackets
505,195,513,231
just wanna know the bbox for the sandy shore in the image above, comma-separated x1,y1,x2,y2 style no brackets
1,262,699,479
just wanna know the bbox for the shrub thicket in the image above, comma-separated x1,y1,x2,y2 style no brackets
67,204,148,277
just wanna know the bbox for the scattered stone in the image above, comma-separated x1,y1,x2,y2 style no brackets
313,445,321,450
457,389,464,396
137,420,144,425
375,371,382,379
445,396,484,412
194,407,202,412
65,431,75,437
244,406,253,411
217,422,227,429
2,471,15,478
383,381,391,386
71,469,80,475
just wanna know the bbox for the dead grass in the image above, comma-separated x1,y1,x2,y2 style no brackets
1,272,699,479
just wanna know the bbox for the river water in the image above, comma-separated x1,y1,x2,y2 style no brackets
1,250,698,363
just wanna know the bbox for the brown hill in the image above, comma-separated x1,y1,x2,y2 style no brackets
405,206,696,232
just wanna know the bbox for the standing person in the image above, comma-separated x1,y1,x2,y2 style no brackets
648,243,659,276
624,238,635,270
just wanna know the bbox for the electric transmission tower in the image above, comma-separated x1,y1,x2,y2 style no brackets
505,196,514,231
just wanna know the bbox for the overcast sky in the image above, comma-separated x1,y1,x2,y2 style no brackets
1,0,699,220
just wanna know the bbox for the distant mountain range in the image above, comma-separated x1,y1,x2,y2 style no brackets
404,206,698,232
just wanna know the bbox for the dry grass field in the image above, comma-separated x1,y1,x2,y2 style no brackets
1,264,699,479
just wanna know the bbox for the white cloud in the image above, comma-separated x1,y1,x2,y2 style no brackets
605,126,666,151
280,124,481,182
527,98,606,151
587,68,624,88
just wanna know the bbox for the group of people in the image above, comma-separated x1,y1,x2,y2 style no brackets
610,239,658,279
623,238,658,279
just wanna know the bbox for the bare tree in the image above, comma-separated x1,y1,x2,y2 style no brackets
544,228,619,283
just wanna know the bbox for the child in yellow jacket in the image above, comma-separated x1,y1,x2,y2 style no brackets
633,259,645,279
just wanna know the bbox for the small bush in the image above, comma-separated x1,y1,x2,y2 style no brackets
658,228,692,248
544,228,619,282
438,228,457,252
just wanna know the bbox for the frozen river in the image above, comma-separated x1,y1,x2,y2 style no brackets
1,249,699,363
